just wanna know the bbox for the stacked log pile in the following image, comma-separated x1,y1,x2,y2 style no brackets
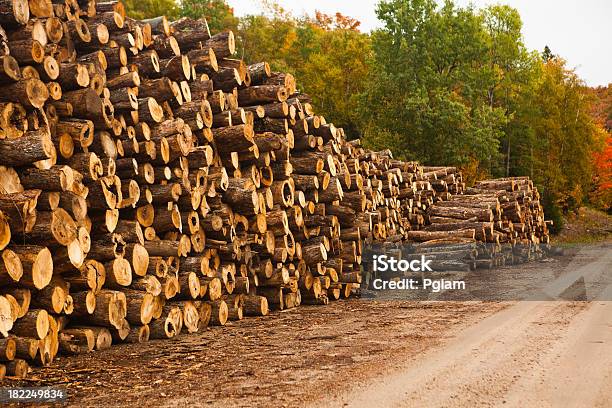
0,1,550,380
0,0,370,377
339,149,465,242
343,149,472,272
466,176,550,267
348,154,549,273
415,176,550,270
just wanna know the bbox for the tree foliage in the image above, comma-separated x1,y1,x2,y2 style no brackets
237,10,370,137
589,86,612,210
123,0,179,19
179,0,238,33
525,58,604,211
361,0,607,212
361,0,526,171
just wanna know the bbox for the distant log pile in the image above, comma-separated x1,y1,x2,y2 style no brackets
352,155,550,273
398,175,550,272
0,1,549,380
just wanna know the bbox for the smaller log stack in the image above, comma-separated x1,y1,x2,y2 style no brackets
422,166,465,196
340,147,465,240
466,176,550,267
416,176,550,270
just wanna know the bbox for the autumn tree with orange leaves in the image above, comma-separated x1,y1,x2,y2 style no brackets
313,11,361,31
589,86,612,210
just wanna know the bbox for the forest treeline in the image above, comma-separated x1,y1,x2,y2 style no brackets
125,0,612,224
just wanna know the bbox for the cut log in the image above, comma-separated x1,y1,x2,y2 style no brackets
5,358,28,378
9,245,52,289
59,328,95,354
11,309,48,339
207,300,228,326
0,78,49,108
243,295,268,316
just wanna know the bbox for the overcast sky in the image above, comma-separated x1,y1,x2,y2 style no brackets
226,0,611,87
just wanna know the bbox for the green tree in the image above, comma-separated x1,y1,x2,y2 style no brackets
179,0,239,33
123,0,179,20
480,5,541,177
237,9,370,137
361,0,507,170
542,45,555,62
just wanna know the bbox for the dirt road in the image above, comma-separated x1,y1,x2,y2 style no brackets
325,244,612,408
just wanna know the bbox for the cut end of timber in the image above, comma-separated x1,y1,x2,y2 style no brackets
0,296,14,336
227,31,236,56
0,215,11,251
2,56,21,81
12,0,30,25
43,56,59,80
33,247,53,289
26,78,50,109
67,239,85,268
97,24,109,45
131,243,149,277
2,249,23,281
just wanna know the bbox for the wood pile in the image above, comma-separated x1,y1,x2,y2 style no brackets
413,176,550,270
0,0,368,378
465,176,550,267
347,154,550,274
338,149,465,242
0,1,550,380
